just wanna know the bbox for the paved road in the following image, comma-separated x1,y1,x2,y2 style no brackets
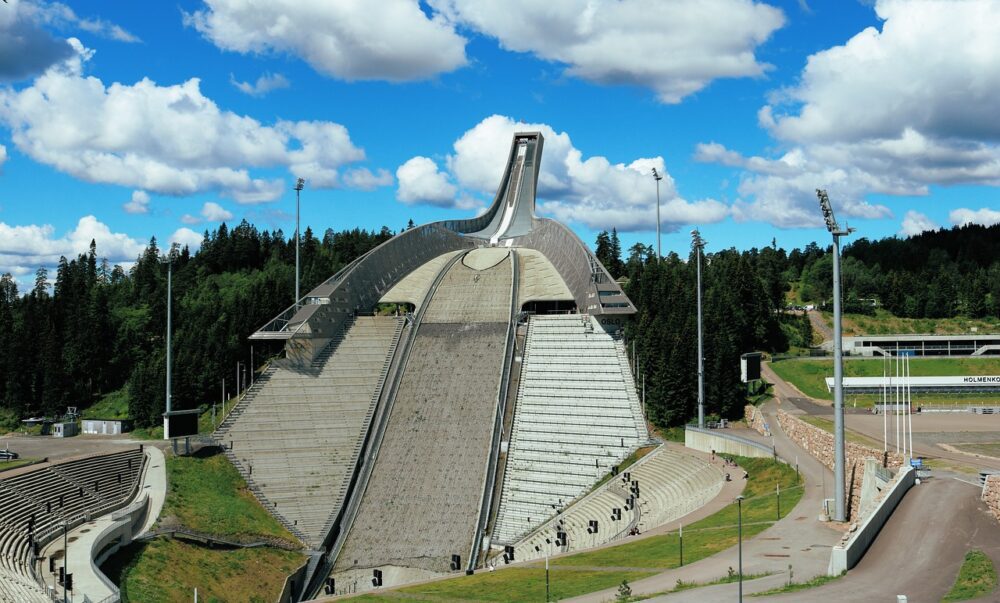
768,477,1000,602
807,310,833,348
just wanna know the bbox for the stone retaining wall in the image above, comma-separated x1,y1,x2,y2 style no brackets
744,405,768,435
776,410,903,521
984,475,1000,524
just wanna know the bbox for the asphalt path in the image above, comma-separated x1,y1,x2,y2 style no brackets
769,476,1000,602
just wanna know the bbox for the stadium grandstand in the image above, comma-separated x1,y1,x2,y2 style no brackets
0,448,146,601
845,333,1000,357
216,133,716,599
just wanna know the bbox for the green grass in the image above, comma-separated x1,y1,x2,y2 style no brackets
769,357,1000,401
108,538,304,603
161,450,299,544
633,571,774,600
749,570,845,596
591,446,656,492
83,388,131,420
951,442,1000,458
823,310,1000,337
943,550,998,602
0,458,39,473
0,408,20,435
369,457,802,602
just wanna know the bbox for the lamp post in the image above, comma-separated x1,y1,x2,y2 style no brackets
816,189,855,523
163,243,178,441
736,495,745,603
62,521,68,603
691,229,706,429
651,168,663,262
294,177,305,305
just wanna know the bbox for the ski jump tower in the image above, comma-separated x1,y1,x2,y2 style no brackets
219,133,645,600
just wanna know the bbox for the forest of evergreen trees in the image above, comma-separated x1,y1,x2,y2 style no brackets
1,221,997,430
597,223,1000,426
0,221,393,430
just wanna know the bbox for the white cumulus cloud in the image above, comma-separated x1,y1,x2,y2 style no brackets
398,115,728,231
123,190,150,214
0,215,145,277
396,157,457,206
430,0,785,103
182,201,235,225
900,210,938,237
949,207,1000,228
170,227,205,250
230,72,290,97
0,41,372,203
187,0,468,82
697,1,1000,228
0,144,7,169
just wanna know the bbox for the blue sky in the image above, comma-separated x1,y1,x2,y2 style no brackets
1,0,998,287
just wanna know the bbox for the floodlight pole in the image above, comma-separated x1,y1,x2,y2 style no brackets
163,245,177,441
817,189,854,523
736,495,744,603
652,168,663,262
294,178,305,306
692,229,706,428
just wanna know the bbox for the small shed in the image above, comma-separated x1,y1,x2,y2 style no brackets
82,418,133,436
52,422,79,438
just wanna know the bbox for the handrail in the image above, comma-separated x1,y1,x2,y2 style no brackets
469,249,519,571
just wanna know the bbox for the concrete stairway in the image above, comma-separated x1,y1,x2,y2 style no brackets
217,315,404,548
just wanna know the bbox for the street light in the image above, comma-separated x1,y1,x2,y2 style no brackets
651,168,663,262
736,495,745,603
162,243,179,441
691,229,706,429
816,189,855,523
294,177,305,305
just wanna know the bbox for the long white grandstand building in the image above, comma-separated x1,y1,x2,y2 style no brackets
218,133,716,600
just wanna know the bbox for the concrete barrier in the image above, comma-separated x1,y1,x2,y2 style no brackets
983,474,1000,524
685,426,773,459
828,465,915,575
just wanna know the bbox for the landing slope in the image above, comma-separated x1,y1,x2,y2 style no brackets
334,249,513,575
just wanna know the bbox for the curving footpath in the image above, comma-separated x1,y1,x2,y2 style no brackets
568,399,842,603
38,445,166,602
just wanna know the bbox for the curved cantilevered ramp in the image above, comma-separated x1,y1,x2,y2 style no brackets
228,132,648,600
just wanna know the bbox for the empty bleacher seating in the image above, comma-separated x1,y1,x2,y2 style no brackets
508,445,723,562
217,315,403,547
0,448,144,600
493,314,649,545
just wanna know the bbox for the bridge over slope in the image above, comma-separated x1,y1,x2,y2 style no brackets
333,248,514,578
217,315,403,546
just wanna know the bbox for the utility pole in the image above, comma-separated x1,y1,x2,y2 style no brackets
692,229,706,428
651,168,663,262
294,177,305,305
817,189,855,523
163,244,178,441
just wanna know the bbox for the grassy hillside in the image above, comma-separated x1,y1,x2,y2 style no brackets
356,456,801,602
105,449,304,602
820,310,1000,337
111,539,303,603
770,357,1000,401
160,450,298,543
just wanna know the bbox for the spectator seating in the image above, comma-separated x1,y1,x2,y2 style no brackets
493,314,648,545
218,315,403,547
0,448,144,600
508,445,723,563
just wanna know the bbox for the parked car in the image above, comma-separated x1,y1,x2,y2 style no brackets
0,449,19,461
